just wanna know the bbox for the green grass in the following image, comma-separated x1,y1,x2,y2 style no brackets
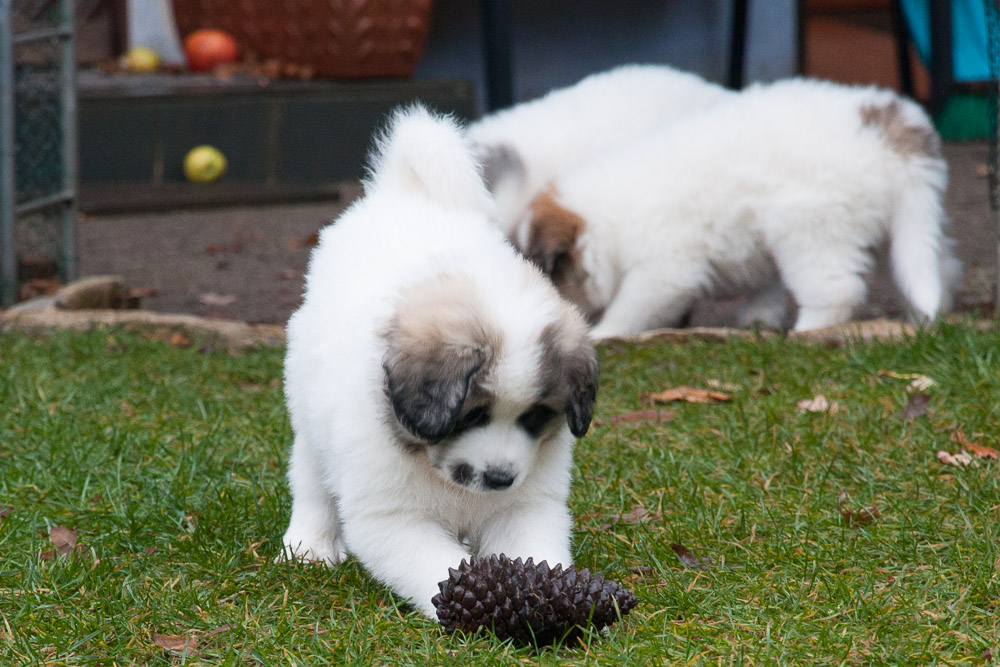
1,322,999,665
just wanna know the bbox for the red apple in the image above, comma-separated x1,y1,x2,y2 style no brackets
183,29,240,73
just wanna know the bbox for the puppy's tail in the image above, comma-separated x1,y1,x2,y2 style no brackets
888,151,952,323
366,105,495,215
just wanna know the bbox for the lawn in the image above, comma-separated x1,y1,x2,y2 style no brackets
1,322,998,665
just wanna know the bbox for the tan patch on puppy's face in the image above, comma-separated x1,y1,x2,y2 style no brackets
860,100,941,157
523,188,602,323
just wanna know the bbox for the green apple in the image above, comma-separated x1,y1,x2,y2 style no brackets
183,145,227,183
123,47,160,73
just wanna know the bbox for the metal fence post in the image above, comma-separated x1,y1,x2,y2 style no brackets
0,0,17,307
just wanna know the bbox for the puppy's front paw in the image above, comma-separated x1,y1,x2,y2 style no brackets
277,533,347,567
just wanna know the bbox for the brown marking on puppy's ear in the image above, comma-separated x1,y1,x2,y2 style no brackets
538,309,599,437
523,188,602,323
860,100,941,158
383,274,501,443
524,187,585,276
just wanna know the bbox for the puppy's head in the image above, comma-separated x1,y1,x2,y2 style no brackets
517,188,601,323
383,272,597,493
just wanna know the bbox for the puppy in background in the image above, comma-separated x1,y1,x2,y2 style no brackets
466,64,732,237
515,78,959,338
280,106,598,617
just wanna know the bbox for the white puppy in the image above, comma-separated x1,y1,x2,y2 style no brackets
513,78,958,337
280,106,598,618
467,64,733,237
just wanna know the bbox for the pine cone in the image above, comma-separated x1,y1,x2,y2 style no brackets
432,554,637,644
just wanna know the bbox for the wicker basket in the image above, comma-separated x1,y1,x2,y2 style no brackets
171,0,433,79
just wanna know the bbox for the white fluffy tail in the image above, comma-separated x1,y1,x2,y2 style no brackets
889,156,951,321
367,105,495,215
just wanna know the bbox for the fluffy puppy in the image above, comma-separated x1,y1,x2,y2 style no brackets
280,106,598,618
514,78,958,338
466,64,732,237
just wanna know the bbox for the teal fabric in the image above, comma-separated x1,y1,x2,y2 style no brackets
901,0,992,82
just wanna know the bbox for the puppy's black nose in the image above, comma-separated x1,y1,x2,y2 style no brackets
482,469,515,490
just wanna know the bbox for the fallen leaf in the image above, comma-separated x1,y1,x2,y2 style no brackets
197,292,238,307
706,378,740,392
168,332,192,348
286,231,319,249
982,648,994,660
0,507,10,519
938,450,974,468
877,369,936,392
203,234,248,255
951,430,998,459
901,392,931,420
837,490,881,527
907,376,936,392
49,525,77,555
670,543,713,570
645,386,731,404
797,394,839,414
594,409,675,427
41,525,86,560
153,634,199,654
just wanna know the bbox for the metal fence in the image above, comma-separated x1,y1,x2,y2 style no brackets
0,0,77,306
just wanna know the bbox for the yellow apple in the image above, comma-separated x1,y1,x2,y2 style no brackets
123,47,160,73
183,145,227,183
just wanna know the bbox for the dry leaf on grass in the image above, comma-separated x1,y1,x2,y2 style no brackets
796,394,839,414
645,386,732,404
0,507,10,519
938,450,974,468
670,543,713,570
706,378,740,392
951,430,999,459
837,490,881,527
600,505,661,529
877,369,936,392
167,332,192,348
593,409,675,427
901,392,931,420
41,525,86,560
153,634,199,654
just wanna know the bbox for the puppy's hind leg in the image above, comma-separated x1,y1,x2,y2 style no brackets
776,244,869,332
279,435,346,566
588,268,700,340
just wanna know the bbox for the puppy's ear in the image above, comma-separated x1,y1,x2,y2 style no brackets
564,346,599,437
384,345,485,443
383,274,497,443
539,315,599,437
476,143,526,193
523,188,585,277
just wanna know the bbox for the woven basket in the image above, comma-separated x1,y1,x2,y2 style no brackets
171,0,433,79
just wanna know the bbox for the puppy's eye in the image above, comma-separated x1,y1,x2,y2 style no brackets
518,404,557,436
452,405,490,436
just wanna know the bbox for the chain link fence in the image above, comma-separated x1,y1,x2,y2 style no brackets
1,0,77,306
